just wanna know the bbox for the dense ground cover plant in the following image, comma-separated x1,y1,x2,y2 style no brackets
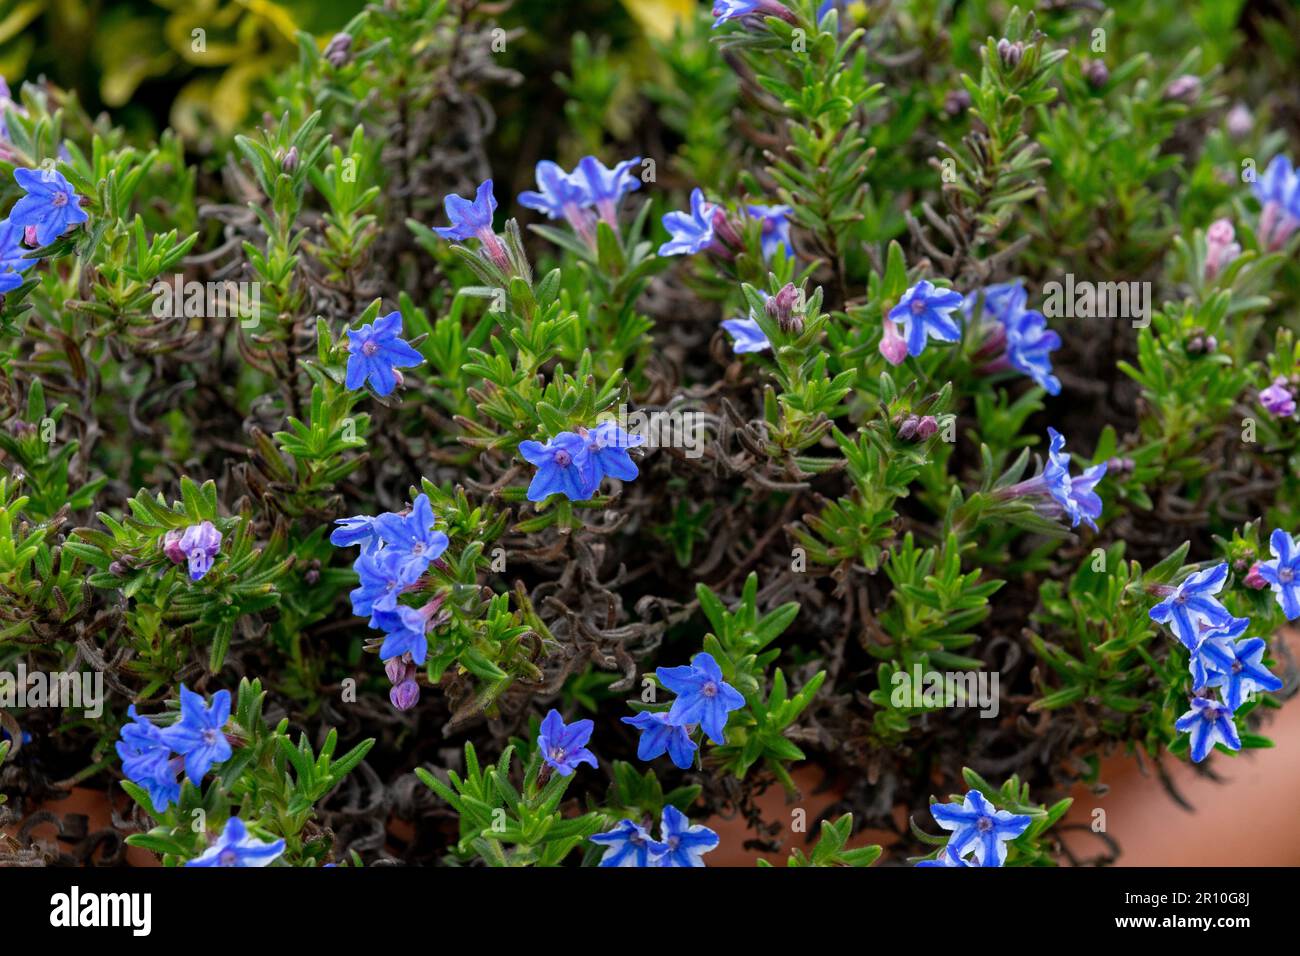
1,0,1299,867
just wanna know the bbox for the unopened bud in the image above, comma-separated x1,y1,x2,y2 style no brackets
943,88,971,116
1083,59,1109,88
1164,74,1201,104
766,283,803,334
997,39,1024,69
914,415,939,440
280,146,299,173
1243,562,1268,590
324,32,353,68
897,415,920,440
390,679,420,711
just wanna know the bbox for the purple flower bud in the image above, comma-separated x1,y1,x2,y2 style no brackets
162,529,187,565
943,88,971,116
1225,103,1252,138
1243,562,1268,590
390,679,420,711
1203,218,1241,281
384,657,409,685
996,39,1024,69
879,317,908,366
1260,377,1297,417
324,32,353,68
1083,59,1109,88
280,146,299,173
897,415,920,440
766,282,803,334
1164,74,1202,103
914,415,939,440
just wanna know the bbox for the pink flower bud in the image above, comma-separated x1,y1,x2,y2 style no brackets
1203,218,1240,280
162,529,186,565
1243,562,1268,590
914,415,939,440
879,318,908,366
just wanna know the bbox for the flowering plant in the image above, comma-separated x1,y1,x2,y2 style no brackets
1,0,1298,871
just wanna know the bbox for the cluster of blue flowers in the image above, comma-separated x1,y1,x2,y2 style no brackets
658,189,792,262
622,652,745,769
964,280,1062,395
518,421,644,503
591,805,720,867
344,310,424,397
1148,553,1286,762
919,790,1032,867
519,155,642,245
331,493,449,685
116,686,233,812
0,166,87,293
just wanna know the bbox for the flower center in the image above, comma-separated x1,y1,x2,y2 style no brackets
911,298,926,315
412,543,424,554
52,192,68,208
549,747,566,762
219,849,239,865
362,340,379,356
554,450,572,467
701,681,718,698
976,816,993,833
1280,568,1294,584
202,727,219,746
1173,592,1188,605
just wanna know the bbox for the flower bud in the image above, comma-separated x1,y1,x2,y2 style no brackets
1164,74,1201,103
766,283,803,334
996,39,1024,69
943,88,971,116
324,32,353,68
1243,562,1268,590
385,657,409,685
280,146,299,173
879,318,908,366
390,679,420,711
914,415,939,440
1225,103,1252,138
897,415,920,440
1083,59,1109,88
162,529,187,565
1203,218,1241,281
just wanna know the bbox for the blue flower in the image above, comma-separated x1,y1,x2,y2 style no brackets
1175,696,1242,763
658,188,716,256
887,280,964,357
999,428,1107,531
177,520,222,582
370,605,431,664
163,685,232,785
1004,305,1061,396
574,155,641,223
721,314,771,353
1067,461,1107,531
433,179,498,242
1192,631,1283,712
1253,155,1300,216
584,420,644,490
747,203,793,261
1149,563,1234,650
929,790,1032,867
349,547,423,618
373,494,449,578
330,514,378,551
537,709,598,776
185,817,285,867
344,310,424,397
1256,528,1300,620
9,168,88,246
519,431,597,502
622,711,698,769
962,281,1027,324
589,818,664,867
657,651,746,745
115,706,182,812
0,217,37,293
518,161,589,220
713,0,761,26
652,805,719,867
916,845,976,867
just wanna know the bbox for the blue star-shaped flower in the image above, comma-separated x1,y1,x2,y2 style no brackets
622,711,698,769
657,651,746,744
962,281,1027,325
1253,155,1300,214
518,160,589,220
713,0,761,26
349,547,424,618
721,314,771,353
1005,305,1061,395
433,179,498,242
1067,461,1107,531
584,420,644,490
652,805,719,867
115,706,182,812
163,685,233,784
589,819,664,867
929,790,1032,867
1192,632,1284,712
330,514,378,551
344,310,424,397
178,520,222,582
537,709,598,776
1256,529,1300,620
1149,563,1234,650
185,817,285,867
519,431,597,502
1175,696,1241,762
887,280,964,357
574,155,641,222
747,203,793,261
0,217,37,293
373,494,449,578
370,605,431,664
9,168,88,246
658,188,716,256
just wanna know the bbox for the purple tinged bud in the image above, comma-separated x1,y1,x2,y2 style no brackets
914,415,939,440
162,529,186,565
384,657,409,685
897,415,919,440
1244,562,1269,590
709,206,743,251
324,32,353,67
390,679,420,711
1204,218,1241,281
879,317,908,365
281,146,299,173
1260,376,1297,417
1084,59,1109,88
943,88,971,116
996,39,1024,69
766,283,802,334
1164,74,1202,103
1225,103,1252,138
